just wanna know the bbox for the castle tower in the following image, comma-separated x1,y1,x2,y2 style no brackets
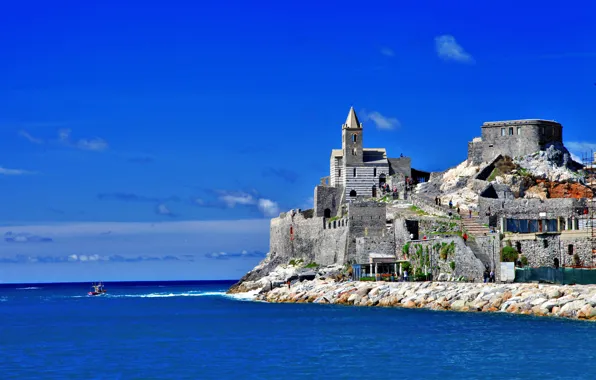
342,107,363,166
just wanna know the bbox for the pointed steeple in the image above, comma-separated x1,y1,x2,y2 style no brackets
344,107,362,129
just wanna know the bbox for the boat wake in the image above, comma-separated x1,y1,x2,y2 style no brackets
82,290,257,301
16,287,42,290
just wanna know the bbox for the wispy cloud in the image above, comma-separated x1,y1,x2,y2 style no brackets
58,128,108,151
435,35,474,64
262,168,299,183
380,47,394,57
19,128,109,152
155,204,175,217
97,193,180,203
4,232,53,243
204,250,267,260
214,190,280,217
18,130,43,144
0,166,35,175
0,253,196,264
361,110,401,130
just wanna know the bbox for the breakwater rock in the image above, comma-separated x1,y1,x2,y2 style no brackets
256,280,596,321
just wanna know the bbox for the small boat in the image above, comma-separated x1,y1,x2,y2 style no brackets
88,282,107,296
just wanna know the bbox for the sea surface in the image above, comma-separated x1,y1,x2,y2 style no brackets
1,280,595,379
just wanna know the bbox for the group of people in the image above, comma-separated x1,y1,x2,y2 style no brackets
483,267,495,283
380,182,397,195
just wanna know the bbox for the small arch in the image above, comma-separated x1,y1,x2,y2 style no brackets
349,190,357,197
352,148,357,156
352,134,357,142
379,173,386,186
324,208,331,218
554,257,560,269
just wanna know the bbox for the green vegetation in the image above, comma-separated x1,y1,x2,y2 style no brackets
402,242,411,257
304,262,319,269
409,205,428,216
519,255,528,267
501,246,519,262
360,276,376,281
439,241,456,261
449,261,456,271
487,167,501,182
401,261,412,273
288,258,304,266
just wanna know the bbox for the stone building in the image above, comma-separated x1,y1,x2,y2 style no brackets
468,119,563,165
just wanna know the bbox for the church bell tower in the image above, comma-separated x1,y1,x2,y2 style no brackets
342,107,363,166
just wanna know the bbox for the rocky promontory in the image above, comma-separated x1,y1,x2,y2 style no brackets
254,279,596,321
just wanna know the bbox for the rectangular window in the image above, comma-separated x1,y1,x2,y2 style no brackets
508,127,513,135
501,128,506,136
516,126,521,135
338,169,341,177
353,168,356,177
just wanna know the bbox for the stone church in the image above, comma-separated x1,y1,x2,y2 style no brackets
314,107,416,218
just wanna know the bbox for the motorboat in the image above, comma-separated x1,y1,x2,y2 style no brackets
88,282,107,296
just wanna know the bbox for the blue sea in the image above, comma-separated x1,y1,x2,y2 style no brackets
1,281,595,379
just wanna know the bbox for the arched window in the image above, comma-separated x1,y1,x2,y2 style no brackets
349,190,357,197
352,148,357,156
324,208,331,218
352,134,357,142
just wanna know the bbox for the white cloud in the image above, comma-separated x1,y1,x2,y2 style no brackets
215,191,281,217
380,47,394,57
435,35,474,63
0,166,35,176
76,138,109,151
20,128,110,152
220,193,255,207
565,141,596,162
257,198,280,217
156,204,173,216
18,130,43,144
361,111,401,130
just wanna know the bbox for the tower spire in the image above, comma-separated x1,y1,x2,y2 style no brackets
344,107,361,129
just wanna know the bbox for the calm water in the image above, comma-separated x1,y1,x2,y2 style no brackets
1,281,595,379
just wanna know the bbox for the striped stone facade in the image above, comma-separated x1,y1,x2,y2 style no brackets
343,165,389,201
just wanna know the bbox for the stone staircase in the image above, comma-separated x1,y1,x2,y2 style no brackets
460,215,490,236
460,215,492,269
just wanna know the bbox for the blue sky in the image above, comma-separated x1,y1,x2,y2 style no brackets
1,0,595,283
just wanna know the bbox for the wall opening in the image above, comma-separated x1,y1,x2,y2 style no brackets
508,127,514,135
515,241,522,253
338,169,341,177
373,168,377,177
379,173,386,186
349,190,357,197
352,134,357,142
324,208,331,218
554,257,559,269
372,186,377,197
568,244,574,255
353,168,357,177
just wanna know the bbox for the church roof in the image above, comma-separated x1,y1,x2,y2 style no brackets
343,107,362,129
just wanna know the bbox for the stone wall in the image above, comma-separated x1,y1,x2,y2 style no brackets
388,157,411,177
477,196,586,225
475,234,501,278
314,185,341,217
348,200,387,236
467,140,484,165
504,232,593,268
270,211,349,268
355,236,396,264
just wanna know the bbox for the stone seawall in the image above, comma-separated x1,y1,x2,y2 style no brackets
256,280,596,321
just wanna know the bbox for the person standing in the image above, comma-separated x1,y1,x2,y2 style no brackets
462,232,468,245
